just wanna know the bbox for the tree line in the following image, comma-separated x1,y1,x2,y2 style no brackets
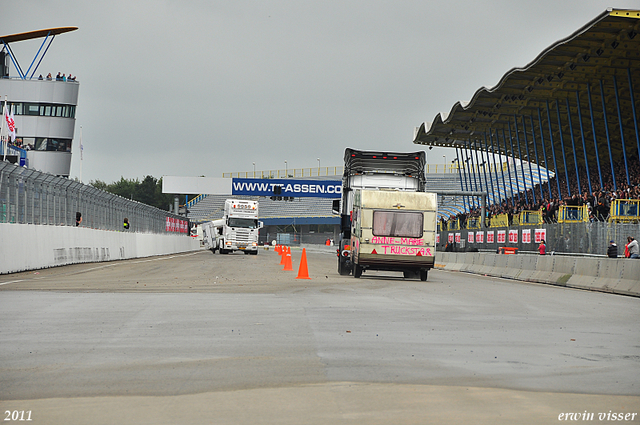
90,176,179,211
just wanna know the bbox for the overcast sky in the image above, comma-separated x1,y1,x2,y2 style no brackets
3,1,638,183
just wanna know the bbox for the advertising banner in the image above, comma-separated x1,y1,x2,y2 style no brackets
468,232,474,243
509,229,518,243
166,217,188,233
232,178,342,198
455,233,461,243
534,228,547,243
487,230,494,243
476,231,484,244
497,230,506,244
522,229,531,243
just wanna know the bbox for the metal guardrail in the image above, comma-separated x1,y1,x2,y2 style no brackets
0,161,189,234
447,218,460,231
224,167,344,179
467,217,481,230
609,199,640,223
438,221,640,257
489,213,509,228
519,210,543,225
558,205,589,223
225,162,515,177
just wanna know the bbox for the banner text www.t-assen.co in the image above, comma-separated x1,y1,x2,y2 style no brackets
231,178,342,198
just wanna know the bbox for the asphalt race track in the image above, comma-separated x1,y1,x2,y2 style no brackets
1,246,638,424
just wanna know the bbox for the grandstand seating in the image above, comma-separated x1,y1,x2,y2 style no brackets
188,194,334,223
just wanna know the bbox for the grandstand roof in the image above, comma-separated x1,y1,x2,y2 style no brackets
413,8,640,171
0,27,78,44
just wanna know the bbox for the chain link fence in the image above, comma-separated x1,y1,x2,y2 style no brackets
439,221,640,256
0,161,189,234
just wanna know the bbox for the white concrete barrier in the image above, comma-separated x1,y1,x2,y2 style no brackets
0,223,201,275
435,251,640,297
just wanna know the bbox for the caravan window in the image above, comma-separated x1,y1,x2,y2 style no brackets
372,211,423,238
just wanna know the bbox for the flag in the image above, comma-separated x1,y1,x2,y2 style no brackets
6,105,15,142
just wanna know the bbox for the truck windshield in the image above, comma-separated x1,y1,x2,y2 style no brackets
372,211,423,238
228,218,258,229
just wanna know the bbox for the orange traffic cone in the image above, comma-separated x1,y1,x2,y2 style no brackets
280,246,287,265
283,248,293,271
296,248,311,279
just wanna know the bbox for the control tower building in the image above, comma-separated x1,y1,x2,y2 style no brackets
0,27,79,177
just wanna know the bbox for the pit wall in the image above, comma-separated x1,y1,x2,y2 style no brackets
0,223,201,275
434,252,640,297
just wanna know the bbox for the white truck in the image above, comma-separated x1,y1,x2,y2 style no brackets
202,199,263,255
334,148,437,280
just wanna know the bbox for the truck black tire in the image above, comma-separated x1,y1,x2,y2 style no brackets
403,270,417,279
353,264,362,278
420,269,428,281
250,250,258,255
338,257,350,275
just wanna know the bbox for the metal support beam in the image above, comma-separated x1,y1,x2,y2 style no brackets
565,97,582,195
513,116,529,204
576,91,592,195
629,68,640,167
545,101,562,199
489,131,504,205
500,128,516,204
436,190,487,228
587,83,604,190
600,79,616,191
467,141,480,200
521,115,536,205
460,145,472,208
613,74,630,186
576,90,593,193
482,133,496,206
455,147,468,213
529,115,545,201
464,143,477,208
555,100,571,197
536,109,553,200
472,139,486,196
507,122,521,203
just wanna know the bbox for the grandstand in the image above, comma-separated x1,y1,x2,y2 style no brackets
188,194,334,225
414,8,640,217
426,160,553,217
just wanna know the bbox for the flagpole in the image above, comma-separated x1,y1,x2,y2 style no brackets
1,96,6,162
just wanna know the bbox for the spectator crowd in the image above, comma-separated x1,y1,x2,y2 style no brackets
444,155,640,228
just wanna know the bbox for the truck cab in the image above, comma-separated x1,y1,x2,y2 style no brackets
203,199,263,255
